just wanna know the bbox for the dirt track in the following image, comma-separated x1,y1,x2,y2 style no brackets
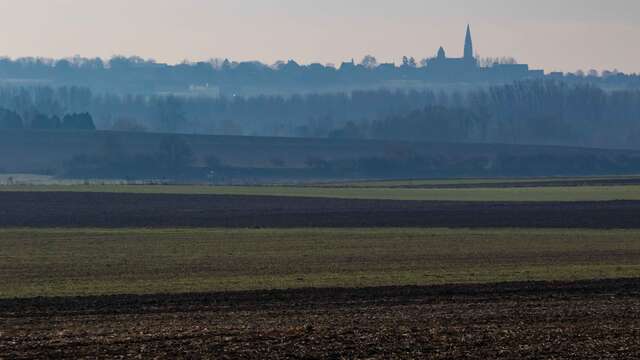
2,191,640,228
2,279,639,359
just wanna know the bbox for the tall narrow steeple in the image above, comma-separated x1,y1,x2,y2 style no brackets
464,25,474,60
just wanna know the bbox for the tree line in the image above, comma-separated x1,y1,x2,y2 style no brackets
336,82,640,149
0,108,95,130
1,56,638,94
0,81,639,149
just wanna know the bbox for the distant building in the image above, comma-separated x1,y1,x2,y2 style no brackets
426,25,543,82
339,59,356,72
548,71,564,79
427,25,478,77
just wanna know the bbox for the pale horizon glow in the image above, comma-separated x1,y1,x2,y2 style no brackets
0,0,638,73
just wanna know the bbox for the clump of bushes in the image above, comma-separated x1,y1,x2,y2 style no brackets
0,107,96,130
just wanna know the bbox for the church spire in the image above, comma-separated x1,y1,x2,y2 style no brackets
464,24,474,60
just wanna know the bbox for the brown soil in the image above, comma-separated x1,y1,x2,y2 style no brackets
2,279,639,359
1,191,640,228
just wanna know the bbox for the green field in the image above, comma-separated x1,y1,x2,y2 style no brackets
2,228,640,298
2,183,640,201
327,175,640,188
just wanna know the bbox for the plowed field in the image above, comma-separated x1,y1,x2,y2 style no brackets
2,279,639,359
2,191,640,228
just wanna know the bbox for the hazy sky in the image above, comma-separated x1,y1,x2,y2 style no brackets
0,0,638,73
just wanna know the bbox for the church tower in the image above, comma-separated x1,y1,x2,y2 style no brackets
464,25,474,60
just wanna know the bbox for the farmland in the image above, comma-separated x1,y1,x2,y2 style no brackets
2,191,640,228
3,182,640,201
325,175,640,188
2,228,640,298
2,227,640,358
2,279,639,359
2,179,640,358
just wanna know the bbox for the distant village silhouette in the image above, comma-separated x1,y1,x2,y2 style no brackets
428,25,543,81
338,25,543,82
0,24,635,96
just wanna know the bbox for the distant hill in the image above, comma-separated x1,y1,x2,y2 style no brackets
2,130,640,181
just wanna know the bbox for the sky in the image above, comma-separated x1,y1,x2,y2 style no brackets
0,0,638,73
